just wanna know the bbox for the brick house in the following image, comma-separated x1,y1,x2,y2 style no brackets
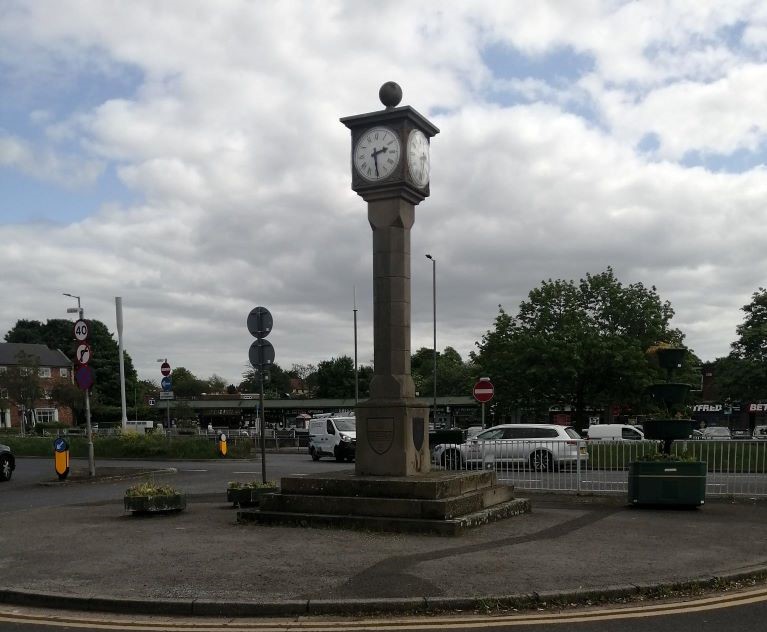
0,343,74,429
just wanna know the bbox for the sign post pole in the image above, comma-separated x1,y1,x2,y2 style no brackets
473,378,495,429
247,306,275,485
73,315,96,477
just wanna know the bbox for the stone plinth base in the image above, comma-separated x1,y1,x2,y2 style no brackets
237,470,530,536
354,398,430,477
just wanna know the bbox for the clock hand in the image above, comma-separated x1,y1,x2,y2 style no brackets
371,146,385,177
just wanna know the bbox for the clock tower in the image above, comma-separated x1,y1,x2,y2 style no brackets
341,82,439,476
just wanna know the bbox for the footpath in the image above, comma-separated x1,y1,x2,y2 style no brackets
1,474,767,617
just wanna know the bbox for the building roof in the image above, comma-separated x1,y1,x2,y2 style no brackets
0,343,71,368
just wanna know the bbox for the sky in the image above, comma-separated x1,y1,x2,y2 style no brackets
2,1,767,387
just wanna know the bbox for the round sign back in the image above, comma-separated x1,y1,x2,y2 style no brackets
249,339,275,369
247,307,273,339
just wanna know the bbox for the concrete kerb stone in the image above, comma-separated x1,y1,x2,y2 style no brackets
37,468,177,486
3,566,767,618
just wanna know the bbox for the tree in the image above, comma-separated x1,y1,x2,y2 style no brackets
711,288,767,402
169,367,205,397
206,374,227,394
239,363,292,398
411,346,473,397
472,268,684,429
0,351,42,434
4,318,137,408
315,356,356,399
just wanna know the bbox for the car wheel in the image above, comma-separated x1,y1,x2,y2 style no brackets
441,450,462,470
310,447,320,461
0,456,12,482
530,450,553,472
334,447,345,462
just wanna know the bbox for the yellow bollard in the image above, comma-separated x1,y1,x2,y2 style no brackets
218,432,228,457
54,437,70,481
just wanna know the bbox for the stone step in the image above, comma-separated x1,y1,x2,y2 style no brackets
237,498,531,536
279,470,498,500
259,484,516,520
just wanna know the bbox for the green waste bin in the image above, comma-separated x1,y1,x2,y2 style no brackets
628,460,706,506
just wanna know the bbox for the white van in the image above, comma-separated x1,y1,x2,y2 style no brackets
587,424,644,441
308,415,356,462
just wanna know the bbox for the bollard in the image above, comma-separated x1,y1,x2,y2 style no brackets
218,432,228,457
54,436,70,481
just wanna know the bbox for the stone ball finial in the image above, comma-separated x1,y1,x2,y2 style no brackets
379,81,402,108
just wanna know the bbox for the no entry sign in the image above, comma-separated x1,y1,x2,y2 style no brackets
473,379,494,403
160,362,171,376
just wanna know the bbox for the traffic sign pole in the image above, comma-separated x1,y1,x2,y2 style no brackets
472,378,495,429
247,306,273,484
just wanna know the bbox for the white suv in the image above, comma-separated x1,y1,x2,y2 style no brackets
433,424,586,471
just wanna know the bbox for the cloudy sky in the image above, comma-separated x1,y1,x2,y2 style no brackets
2,1,766,387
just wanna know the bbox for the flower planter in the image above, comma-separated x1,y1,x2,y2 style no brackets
226,487,277,508
628,461,706,506
124,493,187,514
647,383,691,405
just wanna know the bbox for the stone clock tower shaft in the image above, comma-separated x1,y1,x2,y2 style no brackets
341,82,439,476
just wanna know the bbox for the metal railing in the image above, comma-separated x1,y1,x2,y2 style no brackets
433,439,767,497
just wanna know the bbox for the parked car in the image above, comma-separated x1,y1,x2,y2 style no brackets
0,443,15,482
754,426,767,440
586,424,644,441
702,427,731,440
308,415,356,462
731,428,752,440
432,424,586,472
465,426,484,439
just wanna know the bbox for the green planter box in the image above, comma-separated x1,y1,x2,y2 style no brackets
124,493,187,514
628,461,706,506
226,487,277,508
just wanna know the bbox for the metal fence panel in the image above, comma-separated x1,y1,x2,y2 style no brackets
433,439,767,497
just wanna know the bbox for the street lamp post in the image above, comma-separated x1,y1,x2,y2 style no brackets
353,286,359,406
425,254,437,428
63,293,96,477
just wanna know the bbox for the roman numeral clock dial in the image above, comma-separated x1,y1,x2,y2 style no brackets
354,127,401,181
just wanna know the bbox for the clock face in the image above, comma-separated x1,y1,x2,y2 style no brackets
354,127,401,181
407,129,430,188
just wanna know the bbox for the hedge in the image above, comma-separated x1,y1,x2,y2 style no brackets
2,433,252,459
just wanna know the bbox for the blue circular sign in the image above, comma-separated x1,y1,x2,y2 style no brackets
54,438,68,452
161,376,172,391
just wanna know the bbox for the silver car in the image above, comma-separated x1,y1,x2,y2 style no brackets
433,424,587,472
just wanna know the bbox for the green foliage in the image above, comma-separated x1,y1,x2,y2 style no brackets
0,351,42,432
710,288,767,402
4,434,251,459
315,356,367,398
227,480,278,490
4,318,137,408
125,480,180,497
636,450,698,462
472,268,684,428
411,346,474,398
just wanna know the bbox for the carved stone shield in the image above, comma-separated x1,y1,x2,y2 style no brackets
367,417,394,455
412,416,425,452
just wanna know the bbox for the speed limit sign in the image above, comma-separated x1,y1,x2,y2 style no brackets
73,319,89,341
